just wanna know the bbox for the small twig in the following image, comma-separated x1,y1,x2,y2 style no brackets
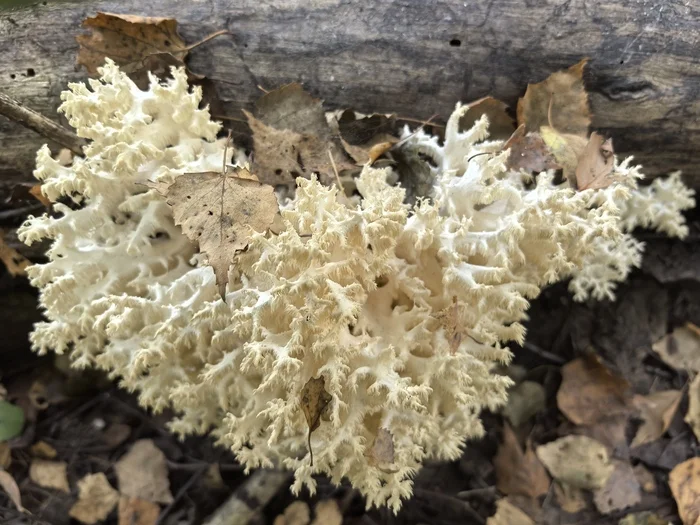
0,93,85,156
184,29,230,52
328,149,343,191
167,460,244,472
203,469,292,525
522,341,566,365
155,466,207,525
395,115,445,128
0,204,44,222
456,486,497,499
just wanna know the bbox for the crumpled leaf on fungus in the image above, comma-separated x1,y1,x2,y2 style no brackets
300,376,332,466
153,166,279,300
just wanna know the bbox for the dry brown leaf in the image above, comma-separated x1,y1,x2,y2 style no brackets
575,132,616,190
77,13,188,74
246,84,354,188
494,423,550,499
367,427,397,473
687,374,700,441
540,125,589,182
436,298,468,355
631,389,683,447
202,464,226,490
29,441,57,459
0,234,29,277
69,473,120,525
335,110,399,164
459,96,515,141
0,468,24,513
156,166,279,299
556,355,632,426
273,501,310,525
593,460,642,514
300,376,332,466
517,59,590,136
503,125,560,173
29,184,51,206
118,497,160,525
575,414,629,457
536,435,614,490
115,439,173,504
669,457,700,525
652,325,700,372
486,498,535,525
29,459,70,493
311,500,342,525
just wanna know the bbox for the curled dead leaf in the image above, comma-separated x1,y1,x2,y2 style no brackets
367,427,397,473
540,126,588,183
631,389,683,447
592,460,642,514
652,325,700,372
486,498,535,525
517,59,590,136
118,497,160,525
300,376,332,466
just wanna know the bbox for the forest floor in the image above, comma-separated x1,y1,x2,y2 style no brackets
0,208,698,525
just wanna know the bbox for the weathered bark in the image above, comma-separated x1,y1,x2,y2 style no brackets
1,0,700,196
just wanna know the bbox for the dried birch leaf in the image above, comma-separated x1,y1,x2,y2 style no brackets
459,96,515,141
536,435,614,490
631,390,683,447
29,184,51,206
115,439,173,504
300,376,332,466
69,473,120,525
540,126,588,183
576,132,616,190
494,423,550,499
246,85,354,189
0,469,24,513
29,459,70,493
155,166,279,299
336,110,400,164
77,13,189,75
504,125,560,173
517,59,590,136
556,355,632,426
669,457,700,525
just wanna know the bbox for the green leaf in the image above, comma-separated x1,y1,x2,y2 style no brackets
0,401,24,442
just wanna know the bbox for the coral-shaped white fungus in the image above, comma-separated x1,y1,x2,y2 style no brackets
19,61,695,511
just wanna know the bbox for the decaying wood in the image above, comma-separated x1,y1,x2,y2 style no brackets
202,469,291,525
1,0,700,195
0,92,85,156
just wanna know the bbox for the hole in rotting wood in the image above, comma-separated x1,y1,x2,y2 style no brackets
26,68,35,77
450,39,461,47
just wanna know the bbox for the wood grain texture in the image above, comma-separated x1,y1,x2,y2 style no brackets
1,0,700,197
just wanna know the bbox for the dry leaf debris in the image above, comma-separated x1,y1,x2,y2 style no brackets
0,468,24,513
536,435,614,490
494,423,550,500
69,473,120,525
29,459,70,493
114,439,173,504
300,376,332,466
118,497,161,525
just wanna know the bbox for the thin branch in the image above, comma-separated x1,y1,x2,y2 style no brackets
0,93,85,156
